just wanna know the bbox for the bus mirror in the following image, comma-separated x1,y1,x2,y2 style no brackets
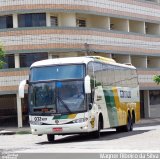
19,80,27,98
84,75,91,94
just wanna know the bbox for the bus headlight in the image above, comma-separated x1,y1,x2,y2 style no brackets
73,118,88,123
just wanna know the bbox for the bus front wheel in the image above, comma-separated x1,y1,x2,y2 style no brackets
47,134,55,142
91,118,102,138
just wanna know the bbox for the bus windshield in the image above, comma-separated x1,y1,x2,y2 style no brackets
30,64,84,82
29,80,86,115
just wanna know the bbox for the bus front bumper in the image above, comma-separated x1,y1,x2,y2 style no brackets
30,122,90,135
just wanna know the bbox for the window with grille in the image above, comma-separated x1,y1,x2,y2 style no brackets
76,19,86,27
51,16,58,26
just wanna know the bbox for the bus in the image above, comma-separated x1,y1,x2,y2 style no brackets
19,56,140,142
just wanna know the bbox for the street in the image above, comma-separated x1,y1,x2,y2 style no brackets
1,125,160,153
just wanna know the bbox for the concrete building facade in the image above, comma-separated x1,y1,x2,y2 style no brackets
0,0,160,127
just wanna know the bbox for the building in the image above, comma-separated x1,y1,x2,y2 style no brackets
0,0,160,127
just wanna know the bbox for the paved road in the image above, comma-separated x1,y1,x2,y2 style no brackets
0,125,160,154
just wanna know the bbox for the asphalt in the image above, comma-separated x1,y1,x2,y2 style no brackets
0,118,160,135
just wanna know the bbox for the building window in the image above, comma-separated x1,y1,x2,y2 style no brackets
0,15,13,29
52,55,59,58
3,54,15,69
20,53,48,67
76,18,86,27
150,90,160,105
0,94,17,126
18,13,46,27
110,24,114,30
50,16,58,26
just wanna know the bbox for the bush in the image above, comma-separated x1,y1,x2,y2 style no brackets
153,75,160,85
0,45,5,69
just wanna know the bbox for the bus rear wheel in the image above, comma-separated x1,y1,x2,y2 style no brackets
47,134,55,142
123,114,133,132
116,114,133,132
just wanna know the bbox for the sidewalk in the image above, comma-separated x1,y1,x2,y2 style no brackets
135,117,160,127
0,118,160,135
0,127,31,135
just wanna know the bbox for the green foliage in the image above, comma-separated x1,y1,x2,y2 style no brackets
0,45,5,69
16,131,31,135
153,75,160,85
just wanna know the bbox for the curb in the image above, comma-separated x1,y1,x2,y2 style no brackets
0,130,16,135
135,122,160,127
0,128,31,135
16,131,31,134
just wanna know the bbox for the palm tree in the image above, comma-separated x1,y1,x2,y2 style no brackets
0,44,5,69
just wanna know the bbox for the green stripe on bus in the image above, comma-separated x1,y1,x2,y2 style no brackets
53,115,68,120
52,114,77,120
103,89,119,127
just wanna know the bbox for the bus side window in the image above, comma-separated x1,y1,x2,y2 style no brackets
102,64,115,86
102,63,109,86
131,69,138,88
101,64,106,86
128,69,133,87
114,66,120,86
87,62,95,104
94,62,102,87
120,67,127,87
124,69,129,87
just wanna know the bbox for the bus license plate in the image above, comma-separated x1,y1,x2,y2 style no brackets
53,127,62,132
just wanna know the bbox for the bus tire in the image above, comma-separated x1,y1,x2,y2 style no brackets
90,121,100,138
124,114,133,132
93,128,100,139
91,119,101,138
116,126,123,132
130,119,133,131
47,134,55,142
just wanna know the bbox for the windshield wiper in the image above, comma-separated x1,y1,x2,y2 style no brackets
56,95,72,113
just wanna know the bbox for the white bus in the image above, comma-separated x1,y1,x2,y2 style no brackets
19,56,140,142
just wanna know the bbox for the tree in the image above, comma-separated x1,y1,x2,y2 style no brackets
0,44,5,69
153,75,160,85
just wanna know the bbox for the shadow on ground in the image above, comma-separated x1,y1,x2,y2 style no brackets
36,129,150,145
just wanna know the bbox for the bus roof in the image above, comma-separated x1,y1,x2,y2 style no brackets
31,56,136,69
